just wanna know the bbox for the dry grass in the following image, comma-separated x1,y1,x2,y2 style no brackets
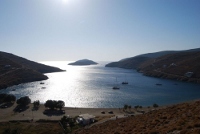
0,121,63,134
95,115,115,122
74,100,200,134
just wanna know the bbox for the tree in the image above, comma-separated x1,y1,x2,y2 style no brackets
124,104,128,111
128,105,132,111
16,96,31,106
33,100,40,108
134,105,139,109
153,103,159,108
45,100,53,109
44,100,58,110
45,100,65,110
57,100,65,110
0,94,16,103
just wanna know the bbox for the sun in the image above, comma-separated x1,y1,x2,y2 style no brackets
62,0,69,4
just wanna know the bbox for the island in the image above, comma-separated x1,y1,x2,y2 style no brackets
68,59,98,66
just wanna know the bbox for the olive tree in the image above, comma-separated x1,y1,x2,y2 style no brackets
56,100,65,110
17,96,31,106
44,100,57,110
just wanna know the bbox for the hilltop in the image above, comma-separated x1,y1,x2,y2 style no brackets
68,59,98,66
105,51,178,69
106,48,200,83
0,51,64,90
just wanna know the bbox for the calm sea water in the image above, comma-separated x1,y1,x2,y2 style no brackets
1,61,200,108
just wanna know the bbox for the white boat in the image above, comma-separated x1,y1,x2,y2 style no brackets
113,77,120,90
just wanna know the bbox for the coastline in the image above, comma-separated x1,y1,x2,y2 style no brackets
1,100,200,133
0,99,190,122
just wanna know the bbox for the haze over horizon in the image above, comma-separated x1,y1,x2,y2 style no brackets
0,0,200,62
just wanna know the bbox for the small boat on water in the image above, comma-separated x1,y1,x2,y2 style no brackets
113,77,120,90
40,82,45,84
113,86,120,90
122,75,128,85
122,82,128,85
156,83,162,86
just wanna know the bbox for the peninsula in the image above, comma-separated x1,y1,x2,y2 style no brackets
106,48,200,83
0,51,65,90
68,59,98,66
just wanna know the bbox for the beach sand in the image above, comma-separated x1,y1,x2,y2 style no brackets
0,103,149,122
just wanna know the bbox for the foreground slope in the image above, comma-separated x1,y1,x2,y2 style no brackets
0,51,64,89
75,100,200,134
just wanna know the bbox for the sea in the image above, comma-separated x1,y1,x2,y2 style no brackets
1,61,200,108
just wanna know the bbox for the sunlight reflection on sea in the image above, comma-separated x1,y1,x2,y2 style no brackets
1,61,200,108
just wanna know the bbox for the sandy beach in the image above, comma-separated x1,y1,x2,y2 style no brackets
0,103,149,122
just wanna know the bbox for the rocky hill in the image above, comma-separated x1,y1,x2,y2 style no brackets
105,48,200,69
0,51,64,90
105,51,178,69
138,51,200,83
75,100,200,134
106,56,151,69
105,48,200,83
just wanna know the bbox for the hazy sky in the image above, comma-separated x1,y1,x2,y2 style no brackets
0,0,200,61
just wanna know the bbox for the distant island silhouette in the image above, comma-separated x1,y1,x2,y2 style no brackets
68,59,98,66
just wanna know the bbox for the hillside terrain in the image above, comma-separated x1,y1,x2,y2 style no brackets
106,56,151,69
0,51,64,90
105,51,178,69
106,48,200,83
138,51,200,83
75,100,200,134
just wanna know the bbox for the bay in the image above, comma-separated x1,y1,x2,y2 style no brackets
1,61,200,108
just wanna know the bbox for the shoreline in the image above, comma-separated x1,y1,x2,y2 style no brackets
1,99,198,123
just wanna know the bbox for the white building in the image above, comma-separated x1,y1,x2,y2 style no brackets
185,72,194,78
77,113,95,125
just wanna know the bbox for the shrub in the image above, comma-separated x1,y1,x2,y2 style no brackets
16,96,31,106
45,100,56,110
0,94,16,103
56,100,65,110
153,103,159,108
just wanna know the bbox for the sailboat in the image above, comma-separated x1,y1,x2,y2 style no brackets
113,77,120,90
122,75,128,85
122,81,128,85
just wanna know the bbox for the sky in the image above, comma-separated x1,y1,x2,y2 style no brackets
0,0,200,62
